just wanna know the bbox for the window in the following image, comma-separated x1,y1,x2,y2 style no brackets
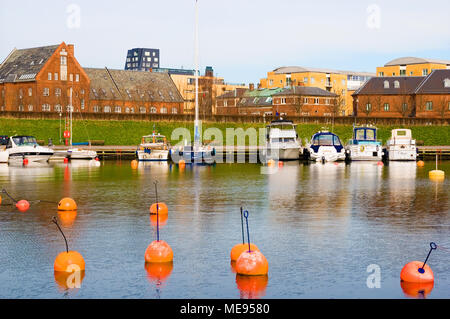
378,72,384,76
152,52,156,56
80,89,84,95
448,101,450,111
279,98,286,104
314,98,319,104
444,78,450,88
304,97,308,104
125,107,130,113
150,107,157,113
402,103,408,112
60,56,67,65
394,81,400,88
28,105,33,111
19,88,23,98
410,71,413,76
139,106,146,113
303,77,308,84
130,107,135,113
342,79,346,86
400,70,406,76
54,73,58,81
223,100,228,107
383,81,389,89
269,79,273,86
28,88,32,96
392,72,396,76
171,107,178,114
145,51,150,56
104,106,111,113
114,106,121,113
325,99,330,105
18,105,24,111
93,106,100,113
426,101,433,111
422,69,429,76
43,88,50,96
265,97,272,103
154,58,158,62
42,104,51,111
69,74,73,82
311,77,315,84
81,99,85,110
55,104,62,112
366,103,372,111
48,73,52,80
75,74,79,82
384,103,390,111
55,88,61,96
160,107,168,114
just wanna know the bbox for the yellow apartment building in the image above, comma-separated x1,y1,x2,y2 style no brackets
259,66,374,116
376,57,450,77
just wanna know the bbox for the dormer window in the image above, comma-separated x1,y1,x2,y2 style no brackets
394,80,400,88
383,81,389,89
444,78,450,88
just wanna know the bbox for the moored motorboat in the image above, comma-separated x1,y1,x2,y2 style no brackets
304,131,346,163
345,125,383,161
264,119,301,161
384,129,418,161
6,135,54,163
136,133,170,161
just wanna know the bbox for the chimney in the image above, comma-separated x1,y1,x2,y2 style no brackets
67,44,74,56
249,83,254,91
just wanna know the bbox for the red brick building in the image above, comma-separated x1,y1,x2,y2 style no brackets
353,70,450,118
0,42,183,115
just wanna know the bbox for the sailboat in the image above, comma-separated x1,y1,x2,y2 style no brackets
67,87,98,160
178,0,215,164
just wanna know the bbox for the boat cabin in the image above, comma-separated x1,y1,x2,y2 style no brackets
349,126,381,145
310,131,343,152
140,134,168,151
7,136,39,148
266,120,298,142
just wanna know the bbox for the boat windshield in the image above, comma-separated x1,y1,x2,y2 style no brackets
313,134,341,146
143,136,165,144
271,137,296,143
12,136,38,146
270,124,295,131
354,128,376,141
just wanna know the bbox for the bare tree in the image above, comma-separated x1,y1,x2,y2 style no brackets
292,94,305,115
436,95,450,119
329,89,345,117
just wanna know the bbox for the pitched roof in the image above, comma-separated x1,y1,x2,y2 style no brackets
243,88,283,98
273,86,338,97
0,45,59,83
238,95,274,107
353,76,425,95
414,69,450,94
384,57,450,66
216,88,247,99
84,68,184,103
273,66,375,77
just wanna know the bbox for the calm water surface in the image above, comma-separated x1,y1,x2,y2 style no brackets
0,160,449,299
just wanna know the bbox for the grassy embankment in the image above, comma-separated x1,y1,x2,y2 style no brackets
0,118,449,146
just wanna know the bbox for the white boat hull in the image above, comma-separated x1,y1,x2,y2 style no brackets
137,149,169,161
345,145,383,161
68,148,97,160
308,146,346,162
386,147,417,161
8,153,53,163
265,146,301,160
0,150,8,163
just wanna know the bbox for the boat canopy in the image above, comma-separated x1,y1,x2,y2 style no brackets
391,129,412,140
350,127,381,145
141,134,167,144
10,136,38,146
311,132,342,147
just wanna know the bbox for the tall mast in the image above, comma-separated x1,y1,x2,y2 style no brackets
70,86,73,146
194,0,200,149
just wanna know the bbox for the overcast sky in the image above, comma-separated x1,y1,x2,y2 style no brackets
1,0,449,84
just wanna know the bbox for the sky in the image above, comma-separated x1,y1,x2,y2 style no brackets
1,0,449,85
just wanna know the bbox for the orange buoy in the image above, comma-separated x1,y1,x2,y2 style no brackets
131,160,138,169
236,274,268,299
400,280,434,299
150,213,168,227
278,161,283,168
235,250,269,276
417,160,425,167
267,159,275,167
16,200,30,212
145,261,173,283
178,159,186,168
58,197,77,211
377,161,384,166
145,240,173,263
54,269,85,290
0,195,2,205
54,251,86,272
63,157,69,164
230,243,259,261
23,158,29,165
95,157,99,161
58,210,77,227
150,202,168,215
400,261,434,283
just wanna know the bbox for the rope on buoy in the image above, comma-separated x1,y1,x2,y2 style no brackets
154,181,160,242
243,210,252,253
2,188,17,203
420,242,437,273
240,207,245,245
52,216,69,253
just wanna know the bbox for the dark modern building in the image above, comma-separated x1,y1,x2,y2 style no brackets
124,48,160,71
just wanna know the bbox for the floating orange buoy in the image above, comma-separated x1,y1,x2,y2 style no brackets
150,213,168,227
63,157,69,164
236,250,269,276
145,240,173,263
95,157,99,161
16,200,30,212
54,251,86,272
23,158,29,165
400,261,434,283
58,210,77,227
54,269,85,290
131,160,138,169
236,274,268,299
377,161,384,166
267,159,275,167
400,280,434,299
429,170,445,181
145,261,173,283
417,160,425,167
58,197,77,211
150,202,168,215
0,195,2,205
278,161,283,168
52,216,85,273
230,243,259,261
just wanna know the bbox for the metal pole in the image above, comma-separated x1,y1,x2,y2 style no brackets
194,0,200,150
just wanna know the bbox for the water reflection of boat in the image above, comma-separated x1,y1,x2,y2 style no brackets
69,159,101,168
267,162,299,202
